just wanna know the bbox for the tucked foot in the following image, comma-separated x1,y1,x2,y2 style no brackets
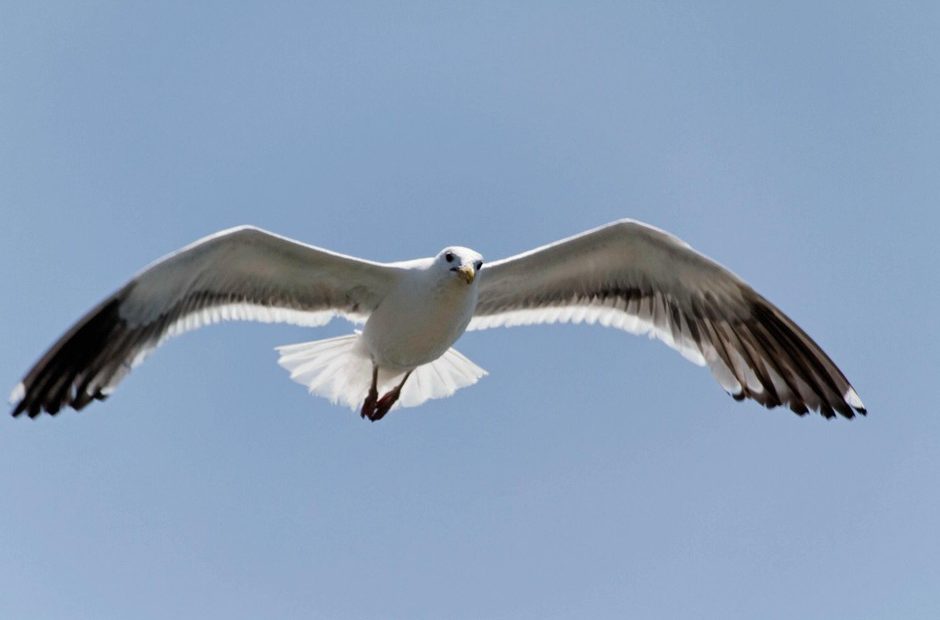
360,366,379,419
360,390,377,419
366,370,412,422
369,389,402,422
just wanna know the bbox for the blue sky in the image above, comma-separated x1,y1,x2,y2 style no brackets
2,2,938,618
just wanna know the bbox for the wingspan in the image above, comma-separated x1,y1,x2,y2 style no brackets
11,226,401,417
470,220,865,418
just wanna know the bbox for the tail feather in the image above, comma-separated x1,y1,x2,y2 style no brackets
398,347,487,407
276,334,487,412
277,334,372,410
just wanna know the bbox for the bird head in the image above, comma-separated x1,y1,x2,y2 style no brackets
436,247,483,284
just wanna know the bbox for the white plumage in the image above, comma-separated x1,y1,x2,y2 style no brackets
10,220,865,420
276,334,486,410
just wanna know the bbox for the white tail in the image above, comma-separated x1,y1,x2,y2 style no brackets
276,333,487,412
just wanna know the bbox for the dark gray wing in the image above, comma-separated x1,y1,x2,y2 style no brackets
11,226,401,417
470,220,865,418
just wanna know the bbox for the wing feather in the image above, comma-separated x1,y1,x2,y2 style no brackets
11,226,400,417
470,219,864,418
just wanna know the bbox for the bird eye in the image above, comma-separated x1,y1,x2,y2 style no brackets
445,252,455,263
474,260,483,271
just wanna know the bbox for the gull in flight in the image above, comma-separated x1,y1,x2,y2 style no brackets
10,220,865,421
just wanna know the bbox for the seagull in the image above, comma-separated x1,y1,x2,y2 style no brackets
10,220,865,421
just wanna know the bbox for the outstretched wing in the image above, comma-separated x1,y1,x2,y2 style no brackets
11,226,401,417
470,220,865,418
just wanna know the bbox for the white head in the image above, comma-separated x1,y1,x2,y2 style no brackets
435,246,484,285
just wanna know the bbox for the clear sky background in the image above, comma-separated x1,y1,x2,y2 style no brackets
1,2,938,618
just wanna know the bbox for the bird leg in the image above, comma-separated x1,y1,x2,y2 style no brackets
368,371,412,422
360,365,379,419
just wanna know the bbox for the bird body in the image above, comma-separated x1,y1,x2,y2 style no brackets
10,220,865,420
276,247,487,419
363,249,480,370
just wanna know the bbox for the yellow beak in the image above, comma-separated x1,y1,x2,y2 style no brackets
457,264,476,284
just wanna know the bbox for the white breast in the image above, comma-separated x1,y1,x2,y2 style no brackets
362,265,478,370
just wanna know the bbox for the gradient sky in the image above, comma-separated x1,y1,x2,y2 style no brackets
2,2,938,618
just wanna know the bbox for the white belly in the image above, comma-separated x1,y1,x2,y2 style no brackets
362,270,478,370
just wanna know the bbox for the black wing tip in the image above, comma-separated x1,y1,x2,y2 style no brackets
784,397,866,420
10,386,110,418
9,383,28,417
727,388,866,420
10,295,130,420
836,387,867,419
